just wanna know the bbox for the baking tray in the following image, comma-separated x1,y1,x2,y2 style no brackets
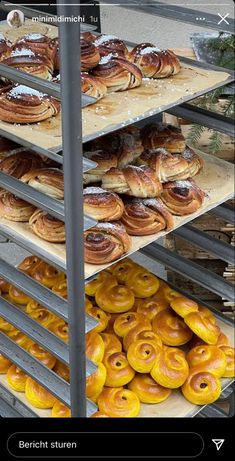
0,150,234,274
0,21,233,156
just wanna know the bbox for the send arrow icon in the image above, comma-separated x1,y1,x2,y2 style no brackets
212,439,225,451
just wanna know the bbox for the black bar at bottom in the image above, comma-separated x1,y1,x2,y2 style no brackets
7,432,204,458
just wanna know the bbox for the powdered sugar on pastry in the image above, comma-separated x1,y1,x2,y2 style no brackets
9,85,45,99
95,34,118,46
140,46,161,55
11,48,35,57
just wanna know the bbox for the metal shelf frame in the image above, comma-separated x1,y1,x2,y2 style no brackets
0,1,234,418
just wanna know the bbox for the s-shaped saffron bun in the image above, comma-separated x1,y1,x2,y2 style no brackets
100,333,122,356
95,281,135,314
7,330,33,350
53,361,70,382
136,298,166,321
128,373,171,404
18,255,41,274
103,351,135,387
85,271,117,297
110,258,139,285
187,345,227,378
181,369,221,405
113,312,152,338
30,261,65,288
184,312,220,345
52,280,67,299
86,362,107,402
8,284,32,305
52,400,71,418
25,300,44,314
151,347,189,388
86,305,111,333
25,377,56,409
48,320,69,343
123,328,162,352
30,308,57,329
0,316,15,333
91,411,109,418
154,281,181,304
198,305,216,324
152,308,193,346
7,365,28,392
0,354,12,374
28,343,57,369
86,332,105,364
189,331,229,349
103,313,120,335
220,346,235,377
125,267,160,298
170,296,198,318
98,387,140,417
127,340,161,373
0,277,10,294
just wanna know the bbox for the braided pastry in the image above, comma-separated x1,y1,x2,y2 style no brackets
85,271,116,297
127,339,161,373
94,34,129,58
184,311,220,345
125,267,160,298
29,209,65,243
97,387,140,417
102,165,162,198
0,353,12,374
81,39,100,71
100,332,122,356
128,43,181,78
84,221,131,264
141,123,186,153
136,298,167,321
103,351,135,387
13,33,56,60
95,280,135,314
86,332,105,364
123,328,162,352
2,49,54,80
113,312,151,338
151,346,189,388
53,361,70,382
170,296,199,318
0,192,36,222
220,346,235,377
83,150,118,185
91,55,142,92
7,365,28,392
28,343,57,369
86,362,107,402
152,307,193,346
121,197,173,236
86,305,111,333
7,330,33,350
181,369,221,405
161,180,205,215
0,85,60,124
30,261,65,288
81,73,107,101
128,373,171,404
21,168,64,199
109,258,139,284
187,345,227,378
52,400,71,418
25,377,56,409
48,320,69,343
83,187,124,221
0,151,43,179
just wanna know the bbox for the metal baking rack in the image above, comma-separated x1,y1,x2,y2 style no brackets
0,2,234,418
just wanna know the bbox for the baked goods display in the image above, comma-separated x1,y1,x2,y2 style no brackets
0,254,234,417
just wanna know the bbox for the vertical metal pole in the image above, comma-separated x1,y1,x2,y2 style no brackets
57,1,86,417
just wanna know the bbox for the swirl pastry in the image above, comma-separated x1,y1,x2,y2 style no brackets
0,85,60,124
181,369,221,405
30,260,65,288
84,221,131,264
81,39,100,71
25,377,56,409
0,354,12,374
151,346,189,388
161,180,205,215
21,168,64,199
91,55,142,92
113,312,151,338
187,345,227,378
128,373,171,404
98,387,140,417
86,362,107,402
0,35,11,60
152,307,193,346
83,150,118,185
102,165,162,198
100,333,122,356
13,33,56,60
30,308,56,328
0,192,36,222
170,296,199,318
86,305,111,333
52,400,71,418
109,258,139,284
0,151,43,179
83,187,124,221
136,298,166,321
81,73,107,101
123,328,162,352
94,34,129,58
48,320,69,343
103,351,135,387
28,343,57,369
95,281,135,314
121,197,173,236
7,330,33,350
0,277,10,294
129,43,181,78
80,32,97,43
125,267,160,298
86,331,105,364
29,209,65,243
127,339,161,373
184,311,220,345
7,365,28,392
2,49,54,80
53,361,70,382
220,346,235,378
141,123,186,153
85,271,116,297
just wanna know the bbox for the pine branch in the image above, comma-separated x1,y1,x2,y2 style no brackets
208,131,223,154
187,124,205,147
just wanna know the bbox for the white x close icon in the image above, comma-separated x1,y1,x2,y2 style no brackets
217,13,230,25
